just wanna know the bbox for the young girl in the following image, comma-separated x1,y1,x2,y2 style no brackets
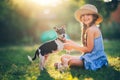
61,4,108,70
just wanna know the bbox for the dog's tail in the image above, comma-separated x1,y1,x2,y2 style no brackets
27,49,40,62
27,55,33,62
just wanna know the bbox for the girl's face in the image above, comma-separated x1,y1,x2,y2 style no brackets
80,14,93,26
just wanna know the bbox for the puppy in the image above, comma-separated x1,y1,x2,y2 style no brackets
28,25,67,70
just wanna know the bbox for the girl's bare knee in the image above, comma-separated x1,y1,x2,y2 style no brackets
61,54,69,61
68,59,84,67
61,55,65,62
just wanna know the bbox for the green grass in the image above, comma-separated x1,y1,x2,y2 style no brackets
0,40,120,80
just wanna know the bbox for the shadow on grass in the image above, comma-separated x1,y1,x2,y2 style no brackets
37,69,54,80
70,66,120,80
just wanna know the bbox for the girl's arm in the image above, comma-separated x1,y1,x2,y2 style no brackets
64,28,94,53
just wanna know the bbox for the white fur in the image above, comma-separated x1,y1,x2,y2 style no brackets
55,39,64,50
27,55,33,62
38,49,45,70
39,54,45,70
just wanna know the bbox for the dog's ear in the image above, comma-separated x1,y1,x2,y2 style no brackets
53,26,57,31
61,25,66,30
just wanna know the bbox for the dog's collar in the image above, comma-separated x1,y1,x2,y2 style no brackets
56,38,66,43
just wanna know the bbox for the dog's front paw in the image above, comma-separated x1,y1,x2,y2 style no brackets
40,67,44,71
40,66,46,71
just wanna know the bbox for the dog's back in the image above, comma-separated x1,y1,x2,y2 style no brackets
40,40,58,56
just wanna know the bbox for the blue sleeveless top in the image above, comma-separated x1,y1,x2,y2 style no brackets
80,35,108,70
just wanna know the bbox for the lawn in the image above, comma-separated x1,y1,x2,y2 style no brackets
0,40,120,80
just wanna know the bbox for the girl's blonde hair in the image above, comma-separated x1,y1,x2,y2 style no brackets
81,14,98,46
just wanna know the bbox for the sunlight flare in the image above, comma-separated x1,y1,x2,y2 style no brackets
30,0,61,6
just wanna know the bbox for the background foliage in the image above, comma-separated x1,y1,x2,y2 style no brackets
0,0,120,45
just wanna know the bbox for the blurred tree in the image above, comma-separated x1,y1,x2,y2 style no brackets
111,4,120,23
0,0,119,45
0,0,31,45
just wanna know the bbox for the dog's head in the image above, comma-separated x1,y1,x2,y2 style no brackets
54,25,66,40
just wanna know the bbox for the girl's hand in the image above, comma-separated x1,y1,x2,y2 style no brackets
64,39,77,50
64,43,73,50
64,39,81,51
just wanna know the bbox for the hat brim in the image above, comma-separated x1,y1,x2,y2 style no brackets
75,9,103,24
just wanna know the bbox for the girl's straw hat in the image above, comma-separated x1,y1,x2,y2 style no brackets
75,4,103,24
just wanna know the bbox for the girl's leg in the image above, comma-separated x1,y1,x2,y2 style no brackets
68,59,84,67
61,54,84,68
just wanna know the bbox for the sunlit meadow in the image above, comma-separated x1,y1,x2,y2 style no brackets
0,40,120,80
0,0,120,80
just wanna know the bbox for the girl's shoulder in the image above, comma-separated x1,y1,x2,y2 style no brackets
86,25,100,33
86,26,95,34
87,26,101,39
